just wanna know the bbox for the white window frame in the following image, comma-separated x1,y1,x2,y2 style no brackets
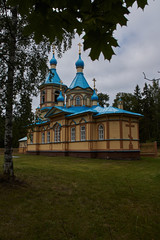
54,125,60,142
42,132,45,144
99,125,104,140
71,127,76,142
47,131,50,143
81,125,86,141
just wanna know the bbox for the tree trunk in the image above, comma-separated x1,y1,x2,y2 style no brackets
3,7,17,177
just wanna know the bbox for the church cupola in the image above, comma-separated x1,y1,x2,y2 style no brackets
50,45,57,69
118,98,123,109
68,44,91,90
75,43,84,73
91,78,98,106
57,80,64,106
39,45,67,113
65,44,94,108
75,54,84,68
57,91,64,106
91,90,98,101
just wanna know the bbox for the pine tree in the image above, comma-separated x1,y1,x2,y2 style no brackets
150,80,160,143
141,83,154,141
132,85,142,114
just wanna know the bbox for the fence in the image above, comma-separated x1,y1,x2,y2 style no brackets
140,141,157,157
0,148,18,155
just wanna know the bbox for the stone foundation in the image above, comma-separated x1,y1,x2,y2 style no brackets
27,150,140,160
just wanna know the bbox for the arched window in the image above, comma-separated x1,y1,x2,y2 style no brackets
83,95,87,106
54,125,61,142
41,90,45,104
71,127,76,142
76,96,81,106
30,133,33,144
47,131,50,143
99,125,104,140
87,97,90,106
81,125,86,141
42,132,45,143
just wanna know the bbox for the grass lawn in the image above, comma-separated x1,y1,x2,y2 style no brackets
0,154,160,240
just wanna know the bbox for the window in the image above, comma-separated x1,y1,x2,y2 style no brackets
68,97,71,107
54,125,60,142
30,133,33,144
87,97,90,106
71,127,76,142
42,132,45,143
99,125,104,140
81,126,86,141
47,131,50,143
41,90,45,104
76,96,81,106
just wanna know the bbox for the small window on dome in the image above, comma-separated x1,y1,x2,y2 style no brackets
76,96,81,106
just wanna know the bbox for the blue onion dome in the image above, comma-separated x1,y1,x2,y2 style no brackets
50,54,57,65
91,90,98,101
75,53,84,68
57,91,64,102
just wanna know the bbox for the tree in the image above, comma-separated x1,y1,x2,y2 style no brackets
141,83,154,141
98,93,109,107
142,72,160,143
112,82,160,145
113,92,134,111
12,93,34,147
0,1,50,177
0,95,5,148
8,0,148,61
132,84,142,114
140,81,160,143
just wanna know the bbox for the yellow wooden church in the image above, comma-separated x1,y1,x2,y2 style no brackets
27,45,142,159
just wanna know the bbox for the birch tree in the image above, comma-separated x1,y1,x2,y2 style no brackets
0,1,48,178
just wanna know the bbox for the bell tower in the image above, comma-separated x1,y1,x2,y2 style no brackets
39,45,67,117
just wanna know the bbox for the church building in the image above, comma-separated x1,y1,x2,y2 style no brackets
27,45,142,159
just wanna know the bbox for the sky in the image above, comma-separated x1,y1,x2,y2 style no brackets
33,0,160,110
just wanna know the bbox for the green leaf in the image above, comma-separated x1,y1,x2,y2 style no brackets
83,30,117,61
136,0,148,9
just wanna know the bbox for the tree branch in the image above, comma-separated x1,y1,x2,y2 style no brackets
143,72,160,82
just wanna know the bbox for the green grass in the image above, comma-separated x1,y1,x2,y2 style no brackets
0,155,160,240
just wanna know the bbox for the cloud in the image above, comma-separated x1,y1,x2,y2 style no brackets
33,0,160,110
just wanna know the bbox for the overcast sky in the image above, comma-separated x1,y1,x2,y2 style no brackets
33,0,160,110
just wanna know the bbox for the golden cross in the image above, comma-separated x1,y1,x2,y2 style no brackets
52,44,55,54
78,43,82,54
93,78,96,90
